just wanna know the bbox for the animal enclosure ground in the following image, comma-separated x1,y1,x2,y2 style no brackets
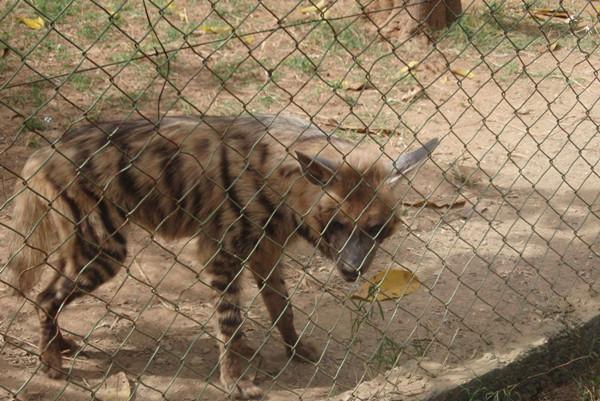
1,0,599,400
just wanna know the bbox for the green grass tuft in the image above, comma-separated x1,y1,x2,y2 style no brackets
282,54,317,75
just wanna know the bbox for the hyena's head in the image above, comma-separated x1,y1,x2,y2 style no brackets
297,139,439,282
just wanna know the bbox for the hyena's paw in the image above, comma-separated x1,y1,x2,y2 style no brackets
287,340,319,363
237,341,258,360
56,335,82,357
40,347,66,379
223,377,263,399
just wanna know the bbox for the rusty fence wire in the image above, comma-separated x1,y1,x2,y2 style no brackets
0,0,599,400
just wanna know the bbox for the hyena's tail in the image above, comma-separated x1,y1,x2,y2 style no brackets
3,155,66,296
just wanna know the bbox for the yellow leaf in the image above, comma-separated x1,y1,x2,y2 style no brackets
399,60,418,74
178,8,189,24
196,24,232,34
17,16,45,30
351,269,421,302
548,41,561,51
451,67,474,78
300,0,328,14
241,34,255,45
300,5,317,13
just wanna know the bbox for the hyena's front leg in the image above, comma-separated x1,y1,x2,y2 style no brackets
207,251,262,399
251,261,319,363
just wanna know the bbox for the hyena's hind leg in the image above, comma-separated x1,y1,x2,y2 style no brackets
35,262,81,355
37,200,128,379
205,249,262,399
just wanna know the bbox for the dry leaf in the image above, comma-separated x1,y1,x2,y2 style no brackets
96,372,130,401
451,67,474,79
352,269,421,302
399,60,418,75
0,47,8,58
196,25,232,34
450,163,482,187
400,87,425,102
533,8,570,18
316,117,398,136
462,203,489,220
515,108,532,115
531,8,575,23
402,197,467,209
343,80,375,91
17,16,45,30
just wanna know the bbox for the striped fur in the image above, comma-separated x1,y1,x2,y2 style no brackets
3,114,438,399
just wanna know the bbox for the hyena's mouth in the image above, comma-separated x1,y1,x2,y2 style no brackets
336,259,361,282
339,268,360,282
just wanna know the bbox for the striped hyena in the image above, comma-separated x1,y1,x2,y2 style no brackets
3,114,438,399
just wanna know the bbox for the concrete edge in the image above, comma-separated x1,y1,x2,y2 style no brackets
425,314,600,401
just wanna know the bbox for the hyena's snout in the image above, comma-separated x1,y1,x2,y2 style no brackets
335,231,378,282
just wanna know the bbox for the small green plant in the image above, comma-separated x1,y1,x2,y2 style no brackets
211,59,241,81
342,94,357,107
70,73,93,91
166,27,182,42
371,335,404,371
24,118,45,133
179,100,197,116
283,55,317,75
335,22,368,51
347,296,386,351
213,0,254,20
156,52,178,79
441,5,544,53
30,83,46,108
465,385,518,401
498,60,521,79
304,19,373,56
211,98,243,115
77,13,104,40
258,94,276,108
579,376,600,401
33,0,82,19
329,80,344,90
109,50,132,64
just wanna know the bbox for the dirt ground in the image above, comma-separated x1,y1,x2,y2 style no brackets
1,1,599,400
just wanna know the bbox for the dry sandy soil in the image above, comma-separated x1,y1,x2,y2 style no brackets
0,0,599,400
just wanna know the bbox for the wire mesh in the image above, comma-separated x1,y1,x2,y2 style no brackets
0,0,599,400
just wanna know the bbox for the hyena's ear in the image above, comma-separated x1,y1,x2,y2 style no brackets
387,138,439,185
296,151,337,186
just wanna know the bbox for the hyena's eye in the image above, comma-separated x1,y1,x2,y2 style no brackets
367,224,386,239
327,219,346,233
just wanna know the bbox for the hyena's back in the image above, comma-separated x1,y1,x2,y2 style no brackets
36,115,332,236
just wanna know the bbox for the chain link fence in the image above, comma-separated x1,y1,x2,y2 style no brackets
1,0,599,400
